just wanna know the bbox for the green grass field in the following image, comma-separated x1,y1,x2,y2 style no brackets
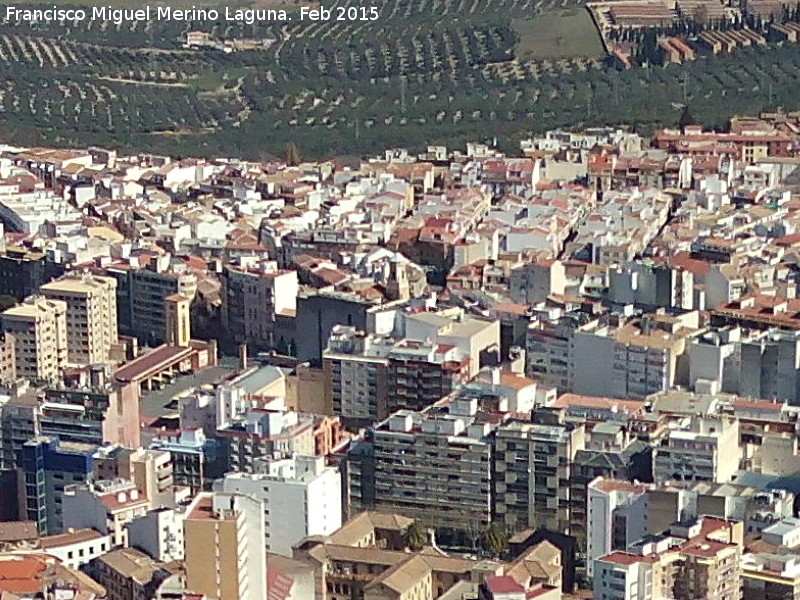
513,9,606,59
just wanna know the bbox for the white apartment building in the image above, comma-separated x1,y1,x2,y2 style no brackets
1,296,67,381
653,417,740,484
40,273,118,365
587,478,649,577
216,454,341,556
126,507,184,561
39,528,113,570
689,328,800,401
593,552,658,600
528,311,701,399
574,314,699,400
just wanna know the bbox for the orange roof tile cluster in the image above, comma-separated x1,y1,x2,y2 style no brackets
0,556,48,594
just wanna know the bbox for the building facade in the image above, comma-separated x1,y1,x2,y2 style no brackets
220,261,298,352
217,454,342,556
653,417,740,484
21,436,97,535
183,492,267,600
1,296,67,382
349,401,494,543
493,419,586,535
40,273,118,365
105,260,197,345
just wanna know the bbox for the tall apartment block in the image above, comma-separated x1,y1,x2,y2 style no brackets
526,311,702,399
0,246,60,301
220,260,298,351
653,417,740,484
1,296,67,382
572,313,701,400
217,454,342,556
0,393,39,470
150,429,210,494
217,408,316,474
21,435,97,535
296,289,382,365
183,492,267,600
493,416,586,534
526,313,584,391
586,478,650,577
105,256,197,345
323,326,471,427
348,398,494,544
387,339,472,413
0,332,15,384
40,273,118,365
324,326,389,424
593,517,743,600
571,425,652,552
690,328,800,402
325,350,389,425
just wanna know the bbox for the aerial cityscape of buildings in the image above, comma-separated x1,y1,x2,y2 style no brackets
3,112,800,600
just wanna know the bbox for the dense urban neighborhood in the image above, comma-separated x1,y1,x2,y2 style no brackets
0,111,799,599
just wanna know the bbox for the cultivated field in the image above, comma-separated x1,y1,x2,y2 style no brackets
513,9,606,59
0,0,798,158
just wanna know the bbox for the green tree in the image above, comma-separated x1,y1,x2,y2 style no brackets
284,142,301,166
480,523,509,558
0,295,17,311
403,521,428,551
678,104,697,129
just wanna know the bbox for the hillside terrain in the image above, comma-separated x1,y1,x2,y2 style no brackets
0,0,798,158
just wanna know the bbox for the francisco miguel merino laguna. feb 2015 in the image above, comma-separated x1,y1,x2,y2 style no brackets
5,6,300,25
